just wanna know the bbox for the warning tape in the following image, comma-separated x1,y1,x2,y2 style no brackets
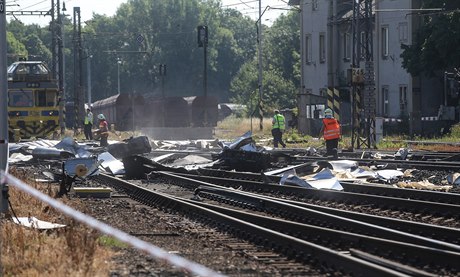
0,171,224,277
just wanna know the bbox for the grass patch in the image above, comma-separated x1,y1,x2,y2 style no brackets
2,167,113,276
98,235,129,248
215,115,272,140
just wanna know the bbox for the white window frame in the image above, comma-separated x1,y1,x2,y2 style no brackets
319,33,326,63
399,85,408,114
398,22,408,43
343,32,351,61
305,34,312,64
381,26,389,58
382,86,389,116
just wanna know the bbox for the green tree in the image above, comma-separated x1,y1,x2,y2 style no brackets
401,0,460,76
229,10,300,112
6,31,28,64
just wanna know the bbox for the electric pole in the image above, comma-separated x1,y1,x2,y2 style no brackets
73,7,84,133
0,0,10,214
197,25,208,126
351,0,376,149
258,0,263,130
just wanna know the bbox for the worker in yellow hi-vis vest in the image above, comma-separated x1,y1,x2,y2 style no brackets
84,108,94,140
272,109,286,148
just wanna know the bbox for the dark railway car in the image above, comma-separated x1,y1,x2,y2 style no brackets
164,97,190,127
185,96,218,127
92,94,145,131
7,61,59,139
142,95,167,127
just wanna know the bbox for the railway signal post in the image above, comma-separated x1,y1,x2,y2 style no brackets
0,0,10,215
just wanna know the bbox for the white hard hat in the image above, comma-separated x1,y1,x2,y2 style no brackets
324,108,333,116
97,114,105,120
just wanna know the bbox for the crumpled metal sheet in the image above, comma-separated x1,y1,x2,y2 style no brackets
307,168,344,190
32,147,75,159
326,160,359,172
376,169,404,180
55,137,91,158
98,152,125,175
64,157,100,177
447,173,460,186
13,216,66,229
281,168,343,190
223,131,253,150
8,153,33,164
221,131,263,152
169,155,212,167
280,170,312,188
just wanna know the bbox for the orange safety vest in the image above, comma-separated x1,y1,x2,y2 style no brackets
322,118,340,140
99,120,109,138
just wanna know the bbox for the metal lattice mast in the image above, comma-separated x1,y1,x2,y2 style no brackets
351,0,375,149
73,7,83,133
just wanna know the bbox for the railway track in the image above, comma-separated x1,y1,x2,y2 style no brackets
94,173,460,276
164,170,460,219
192,168,460,204
294,156,460,171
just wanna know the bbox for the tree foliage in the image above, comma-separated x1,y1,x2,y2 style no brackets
229,10,300,113
401,0,460,76
6,0,299,109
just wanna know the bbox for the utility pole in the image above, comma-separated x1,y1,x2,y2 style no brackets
86,50,92,107
73,7,84,133
57,0,66,135
197,25,208,126
117,58,121,94
159,64,166,98
350,0,376,149
0,0,10,213
258,0,263,130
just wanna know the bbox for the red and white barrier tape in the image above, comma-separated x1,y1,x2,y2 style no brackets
0,171,225,277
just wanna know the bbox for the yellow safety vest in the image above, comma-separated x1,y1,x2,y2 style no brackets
84,112,93,125
272,114,285,130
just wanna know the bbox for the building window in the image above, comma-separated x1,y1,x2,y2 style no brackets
312,0,318,11
320,88,327,97
343,32,351,61
382,86,389,116
398,22,408,43
399,85,408,115
381,26,389,58
319,33,326,63
305,34,312,64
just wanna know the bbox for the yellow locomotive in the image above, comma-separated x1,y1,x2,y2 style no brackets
7,61,59,140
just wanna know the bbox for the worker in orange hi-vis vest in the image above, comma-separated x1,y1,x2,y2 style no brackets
95,114,109,147
318,108,341,159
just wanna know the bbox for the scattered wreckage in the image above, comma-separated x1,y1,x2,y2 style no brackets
8,133,460,200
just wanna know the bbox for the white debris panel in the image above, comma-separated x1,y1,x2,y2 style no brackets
13,216,66,230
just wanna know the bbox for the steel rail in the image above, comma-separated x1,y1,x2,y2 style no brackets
162,171,460,243
94,173,409,277
182,198,459,273
158,172,460,252
196,168,460,204
295,156,460,171
171,172,460,218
